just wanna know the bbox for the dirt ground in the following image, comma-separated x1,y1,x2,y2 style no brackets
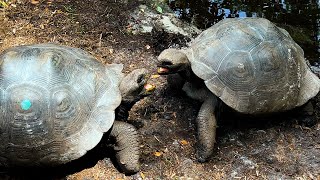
0,1,319,179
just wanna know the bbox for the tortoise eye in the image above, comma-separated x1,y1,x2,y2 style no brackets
160,60,173,66
137,74,145,84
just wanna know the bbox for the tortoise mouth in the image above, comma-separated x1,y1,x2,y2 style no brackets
157,60,174,75
157,67,170,74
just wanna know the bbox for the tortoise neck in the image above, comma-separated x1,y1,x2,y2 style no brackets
115,96,142,121
179,66,204,87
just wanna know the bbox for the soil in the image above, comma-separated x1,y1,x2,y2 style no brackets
0,1,319,179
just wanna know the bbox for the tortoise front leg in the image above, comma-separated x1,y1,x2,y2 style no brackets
196,96,218,162
182,82,218,162
110,121,140,174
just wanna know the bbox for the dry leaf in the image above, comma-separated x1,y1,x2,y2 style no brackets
151,74,160,78
56,9,63,14
154,151,162,157
144,84,155,92
140,172,146,179
44,7,50,13
180,140,188,145
0,1,8,8
30,0,40,4
173,112,177,118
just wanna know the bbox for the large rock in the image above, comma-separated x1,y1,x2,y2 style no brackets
128,5,201,38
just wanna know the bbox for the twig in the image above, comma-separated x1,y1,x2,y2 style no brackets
98,33,102,47
154,135,164,144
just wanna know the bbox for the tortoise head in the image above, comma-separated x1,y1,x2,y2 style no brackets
119,68,155,101
157,49,190,75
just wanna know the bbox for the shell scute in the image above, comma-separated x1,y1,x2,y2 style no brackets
217,51,256,92
191,39,230,77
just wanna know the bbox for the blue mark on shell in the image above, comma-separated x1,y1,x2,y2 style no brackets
21,99,32,110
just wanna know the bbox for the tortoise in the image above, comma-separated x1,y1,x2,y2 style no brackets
157,17,320,162
0,43,155,173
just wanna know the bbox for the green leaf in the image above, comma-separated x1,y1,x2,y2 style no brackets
156,6,163,13
0,1,8,8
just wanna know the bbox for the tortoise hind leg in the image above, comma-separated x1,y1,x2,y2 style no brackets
110,121,140,174
196,96,218,162
297,101,318,127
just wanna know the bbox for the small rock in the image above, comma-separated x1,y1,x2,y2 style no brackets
240,156,257,169
256,129,267,134
266,156,275,164
179,157,194,174
128,5,200,38
171,139,181,151
163,112,172,120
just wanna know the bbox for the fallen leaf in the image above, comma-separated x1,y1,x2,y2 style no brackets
180,140,188,145
156,6,163,13
56,9,63,14
154,151,162,157
144,84,155,92
172,112,177,118
151,74,160,78
140,172,145,179
44,7,50,13
30,0,40,4
0,1,8,8
109,49,114,54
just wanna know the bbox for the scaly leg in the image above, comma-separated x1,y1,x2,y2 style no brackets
196,96,218,162
109,121,140,174
182,82,218,162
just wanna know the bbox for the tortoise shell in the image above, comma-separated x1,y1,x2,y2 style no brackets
186,18,320,114
0,43,123,166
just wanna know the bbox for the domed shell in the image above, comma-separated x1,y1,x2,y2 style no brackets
187,18,320,114
0,43,123,166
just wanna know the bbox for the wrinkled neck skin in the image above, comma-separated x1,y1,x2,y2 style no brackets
178,66,204,88
115,95,145,121
171,50,203,89
182,81,212,102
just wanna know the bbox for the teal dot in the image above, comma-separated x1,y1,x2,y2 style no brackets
21,99,32,110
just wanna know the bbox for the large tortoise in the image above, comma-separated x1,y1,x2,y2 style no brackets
157,17,320,162
0,43,154,173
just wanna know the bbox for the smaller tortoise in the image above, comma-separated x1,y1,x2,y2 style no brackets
157,17,320,162
0,43,155,173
